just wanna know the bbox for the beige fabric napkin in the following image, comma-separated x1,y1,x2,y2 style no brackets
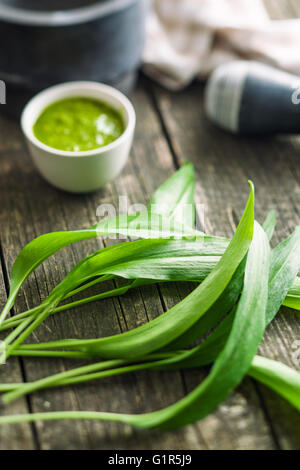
142,0,300,90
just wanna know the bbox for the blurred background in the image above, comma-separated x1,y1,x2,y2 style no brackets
2,0,300,118
0,0,147,117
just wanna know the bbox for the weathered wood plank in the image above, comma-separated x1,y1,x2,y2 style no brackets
0,250,35,449
153,77,300,449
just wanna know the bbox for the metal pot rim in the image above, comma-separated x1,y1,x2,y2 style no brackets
0,0,140,26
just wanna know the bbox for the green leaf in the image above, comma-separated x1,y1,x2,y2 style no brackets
282,276,300,310
130,221,269,429
0,162,201,326
5,213,300,421
248,356,300,411
0,209,269,430
3,194,299,425
149,161,196,226
266,226,300,323
16,183,254,361
170,225,300,368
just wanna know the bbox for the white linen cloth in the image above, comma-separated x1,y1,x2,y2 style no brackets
142,0,300,89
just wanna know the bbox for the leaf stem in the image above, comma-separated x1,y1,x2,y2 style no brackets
0,274,116,330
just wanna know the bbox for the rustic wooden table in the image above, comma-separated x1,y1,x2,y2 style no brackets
0,0,299,451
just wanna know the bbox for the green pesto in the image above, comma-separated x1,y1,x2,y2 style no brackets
33,97,124,152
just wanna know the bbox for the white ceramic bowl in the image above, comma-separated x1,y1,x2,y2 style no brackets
21,81,136,193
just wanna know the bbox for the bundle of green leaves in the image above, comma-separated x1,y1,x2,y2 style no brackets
0,162,299,429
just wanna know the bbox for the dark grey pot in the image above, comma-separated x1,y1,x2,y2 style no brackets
0,0,147,117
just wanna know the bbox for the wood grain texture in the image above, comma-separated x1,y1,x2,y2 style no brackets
0,246,35,449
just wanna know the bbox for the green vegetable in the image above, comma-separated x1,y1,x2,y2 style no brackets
0,163,299,431
248,356,300,411
282,275,300,310
0,210,271,428
0,162,201,328
4,219,300,412
9,183,253,359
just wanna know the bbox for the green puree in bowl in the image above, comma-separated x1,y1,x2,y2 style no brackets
33,97,124,152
